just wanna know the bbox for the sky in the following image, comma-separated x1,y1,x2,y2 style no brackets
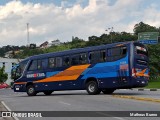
0,0,160,46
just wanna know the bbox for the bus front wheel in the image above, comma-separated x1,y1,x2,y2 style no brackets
102,89,115,94
86,81,101,95
26,85,37,96
43,91,53,95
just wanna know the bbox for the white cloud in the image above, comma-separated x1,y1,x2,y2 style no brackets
0,0,160,46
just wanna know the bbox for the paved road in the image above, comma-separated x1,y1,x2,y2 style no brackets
0,88,160,120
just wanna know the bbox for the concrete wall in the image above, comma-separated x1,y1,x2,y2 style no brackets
0,58,20,85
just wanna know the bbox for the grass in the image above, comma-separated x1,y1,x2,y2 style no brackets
145,82,160,88
144,77,160,88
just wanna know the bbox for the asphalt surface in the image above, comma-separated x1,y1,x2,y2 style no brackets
0,88,160,120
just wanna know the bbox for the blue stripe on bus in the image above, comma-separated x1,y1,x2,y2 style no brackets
81,72,129,79
145,69,149,74
81,55,129,79
81,68,92,75
86,65,119,74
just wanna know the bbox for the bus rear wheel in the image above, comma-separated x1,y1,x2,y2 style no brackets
86,81,101,95
43,91,53,95
102,89,115,94
26,85,37,96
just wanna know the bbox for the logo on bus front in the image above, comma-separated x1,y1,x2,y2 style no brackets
120,61,128,70
26,73,45,78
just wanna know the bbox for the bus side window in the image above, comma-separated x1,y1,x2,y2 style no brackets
122,47,127,55
49,58,55,68
37,60,42,70
79,53,87,64
71,54,79,65
100,50,106,62
28,60,37,71
89,52,93,63
63,56,70,66
41,59,47,69
107,46,127,62
56,57,62,67
107,47,120,62
89,51,101,64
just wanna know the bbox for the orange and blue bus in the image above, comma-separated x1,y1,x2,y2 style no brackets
12,41,149,96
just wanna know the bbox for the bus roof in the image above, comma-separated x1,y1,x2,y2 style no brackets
24,41,135,61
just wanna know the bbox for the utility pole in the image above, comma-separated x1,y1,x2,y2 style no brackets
27,23,30,47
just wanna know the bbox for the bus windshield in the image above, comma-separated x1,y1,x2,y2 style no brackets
11,60,28,80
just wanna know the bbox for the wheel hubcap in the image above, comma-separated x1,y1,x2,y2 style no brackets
88,83,95,92
29,88,34,93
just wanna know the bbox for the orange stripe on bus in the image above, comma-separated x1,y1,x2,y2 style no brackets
14,82,27,84
135,69,149,77
116,44,124,47
35,64,90,83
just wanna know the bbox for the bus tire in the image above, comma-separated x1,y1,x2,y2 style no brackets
102,89,115,94
26,85,37,96
43,91,53,95
86,81,100,95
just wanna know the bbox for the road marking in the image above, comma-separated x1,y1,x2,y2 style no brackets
112,95,160,103
59,101,71,105
1,101,19,120
1,101,12,111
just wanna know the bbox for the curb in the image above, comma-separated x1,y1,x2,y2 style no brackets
0,88,5,90
130,88,160,91
1,101,19,120
112,95,160,103
0,88,11,90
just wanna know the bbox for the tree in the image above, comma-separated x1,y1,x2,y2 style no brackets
70,37,86,48
86,36,103,46
148,44,160,76
0,66,8,83
133,22,157,35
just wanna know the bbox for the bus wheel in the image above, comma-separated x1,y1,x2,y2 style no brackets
86,81,100,95
26,85,37,96
43,91,53,95
102,89,115,94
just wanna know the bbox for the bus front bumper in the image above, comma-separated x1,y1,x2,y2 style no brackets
14,84,26,92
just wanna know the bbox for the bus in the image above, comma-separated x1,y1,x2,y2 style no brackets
11,41,149,96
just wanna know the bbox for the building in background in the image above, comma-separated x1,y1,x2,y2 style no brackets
40,41,49,49
4,51,13,58
39,40,61,49
0,57,20,85
50,39,61,46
